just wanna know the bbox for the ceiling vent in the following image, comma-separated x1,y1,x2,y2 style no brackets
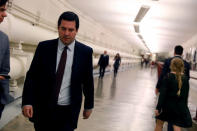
134,5,150,22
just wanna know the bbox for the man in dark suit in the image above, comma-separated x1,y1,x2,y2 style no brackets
155,45,190,131
0,0,13,119
98,50,109,78
22,11,94,131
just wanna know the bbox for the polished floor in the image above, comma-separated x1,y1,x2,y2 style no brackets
0,67,197,131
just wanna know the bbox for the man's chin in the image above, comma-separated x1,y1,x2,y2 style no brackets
63,41,72,45
63,40,74,45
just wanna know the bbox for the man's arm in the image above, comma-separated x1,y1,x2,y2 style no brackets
0,35,10,78
155,59,170,93
82,48,94,119
0,34,12,104
106,55,109,66
184,61,191,80
98,55,102,66
155,76,168,115
22,43,43,117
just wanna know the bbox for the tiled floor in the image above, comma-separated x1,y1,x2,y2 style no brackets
0,67,197,131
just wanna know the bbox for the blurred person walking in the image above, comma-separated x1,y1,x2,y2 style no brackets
113,53,121,77
98,50,109,78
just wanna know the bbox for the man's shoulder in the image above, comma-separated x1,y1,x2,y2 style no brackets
34,39,58,52
164,57,172,64
172,56,190,65
182,59,190,64
0,30,8,39
168,56,182,63
75,40,93,51
170,56,190,69
39,38,58,45
183,60,190,69
37,38,58,48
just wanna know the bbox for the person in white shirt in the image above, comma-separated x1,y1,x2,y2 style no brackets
22,11,94,131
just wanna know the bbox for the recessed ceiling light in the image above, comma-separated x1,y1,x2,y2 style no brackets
134,5,150,22
137,34,143,40
134,24,140,33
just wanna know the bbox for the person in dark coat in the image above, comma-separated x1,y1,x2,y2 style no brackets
98,50,109,78
22,11,94,131
113,53,121,76
155,45,190,131
156,45,190,94
154,58,192,131
0,0,13,119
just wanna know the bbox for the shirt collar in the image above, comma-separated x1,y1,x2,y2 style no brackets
174,55,182,58
58,39,75,52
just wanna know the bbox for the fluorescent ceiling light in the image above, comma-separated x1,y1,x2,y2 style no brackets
144,44,150,52
134,24,139,33
137,34,143,40
134,5,150,22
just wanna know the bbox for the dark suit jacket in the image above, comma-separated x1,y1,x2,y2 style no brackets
22,39,94,129
0,31,12,105
98,54,109,68
156,56,190,90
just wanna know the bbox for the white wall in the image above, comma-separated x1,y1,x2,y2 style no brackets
0,0,142,89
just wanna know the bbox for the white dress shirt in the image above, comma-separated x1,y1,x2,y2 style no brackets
56,39,75,105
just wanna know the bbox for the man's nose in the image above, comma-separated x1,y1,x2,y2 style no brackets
3,11,7,17
63,30,70,35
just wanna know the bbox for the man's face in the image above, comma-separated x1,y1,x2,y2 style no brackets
58,20,78,46
0,4,7,23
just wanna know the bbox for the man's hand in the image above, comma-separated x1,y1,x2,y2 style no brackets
0,76,5,80
83,109,92,119
22,105,33,118
155,110,160,116
155,88,159,95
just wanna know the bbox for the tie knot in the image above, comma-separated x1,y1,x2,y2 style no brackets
64,46,68,50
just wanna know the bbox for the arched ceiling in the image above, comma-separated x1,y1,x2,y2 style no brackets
67,0,197,53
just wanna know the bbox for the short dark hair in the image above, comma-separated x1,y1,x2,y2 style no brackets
58,11,79,30
174,45,183,55
0,0,8,6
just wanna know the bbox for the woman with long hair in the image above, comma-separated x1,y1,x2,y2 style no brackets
113,53,121,76
155,58,192,131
